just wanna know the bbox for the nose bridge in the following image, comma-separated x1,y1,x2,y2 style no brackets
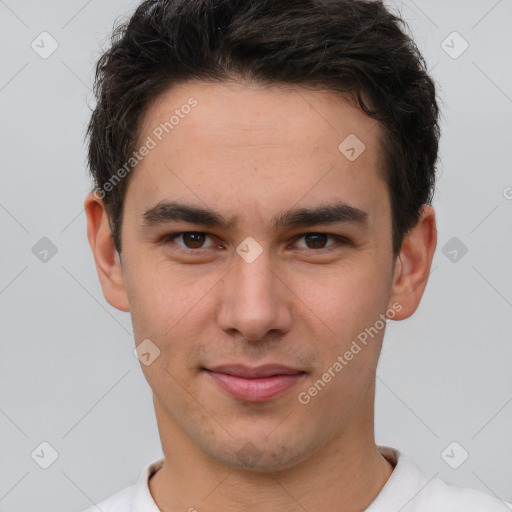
218,246,289,340
235,248,275,300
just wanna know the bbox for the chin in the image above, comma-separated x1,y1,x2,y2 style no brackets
202,430,316,473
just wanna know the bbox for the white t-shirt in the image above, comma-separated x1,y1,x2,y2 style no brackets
83,446,511,511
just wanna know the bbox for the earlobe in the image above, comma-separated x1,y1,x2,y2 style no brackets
388,205,437,320
84,192,130,312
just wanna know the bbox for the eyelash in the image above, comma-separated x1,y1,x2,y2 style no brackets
159,231,350,253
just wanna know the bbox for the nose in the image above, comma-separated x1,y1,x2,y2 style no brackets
216,247,293,343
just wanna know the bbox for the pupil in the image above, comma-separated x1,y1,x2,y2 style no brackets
305,233,327,249
184,232,205,248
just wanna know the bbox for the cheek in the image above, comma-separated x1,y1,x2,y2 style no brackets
123,255,219,349
292,262,387,420
290,258,388,340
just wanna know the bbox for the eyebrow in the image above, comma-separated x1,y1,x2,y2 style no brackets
141,200,368,230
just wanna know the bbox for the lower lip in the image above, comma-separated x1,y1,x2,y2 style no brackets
205,371,305,402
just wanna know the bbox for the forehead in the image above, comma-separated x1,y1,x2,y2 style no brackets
140,80,381,153
127,80,388,229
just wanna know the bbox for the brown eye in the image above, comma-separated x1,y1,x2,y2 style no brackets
162,232,217,250
181,232,207,248
293,233,341,250
304,233,329,249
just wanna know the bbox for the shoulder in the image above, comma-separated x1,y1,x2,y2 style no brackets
373,446,511,512
418,477,512,511
80,458,164,512
81,485,132,512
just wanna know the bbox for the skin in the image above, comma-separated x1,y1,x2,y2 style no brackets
85,80,437,512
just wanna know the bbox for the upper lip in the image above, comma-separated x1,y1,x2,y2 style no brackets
205,364,305,379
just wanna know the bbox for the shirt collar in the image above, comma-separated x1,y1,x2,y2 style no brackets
365,446,431,511
130,458,164,512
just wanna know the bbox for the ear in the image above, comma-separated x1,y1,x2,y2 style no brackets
388,205,437,320
84,191,130,312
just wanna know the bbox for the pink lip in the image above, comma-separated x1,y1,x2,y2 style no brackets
204,364,306,402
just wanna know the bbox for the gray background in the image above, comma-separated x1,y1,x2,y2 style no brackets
1,0,511,511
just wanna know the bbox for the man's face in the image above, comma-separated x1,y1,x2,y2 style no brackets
112,81,399,470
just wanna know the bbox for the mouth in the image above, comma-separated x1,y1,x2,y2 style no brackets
203,364,306,403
